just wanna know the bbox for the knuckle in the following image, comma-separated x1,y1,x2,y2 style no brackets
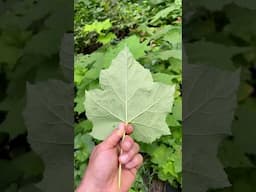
123,137,134,149
128,143,139,156
124,135,131,143
127,135,134,143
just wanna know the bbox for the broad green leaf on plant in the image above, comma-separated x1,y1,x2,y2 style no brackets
102,35,150,68
59,33,73,82
149,25,174,40
75,52,104,70
74,67,88,85
185,41,246,70
85,47,175,143
159,161,178,182
74,52,105,114
153,73,175,85
232,0,256,10
0,160,23,189
0,97,26,139
172,149,182,173
83,19,116,45
98,32,116,44
75,35,149,79
224,4,256,42
24,30,62,56
74,134,94,162
213,168,256,192
237,82,253,102
74,54,90,68
74,120,93,135
84,68,100,80
12,151,44,182
83,19,112,34
218,139,253,168
149,0,165,5
116,35,150,59
173,97,182,121
19,184,42,192
75,95,86,114
166,114,181,127
150,5,176,24
168,58,182,74
163,27,181,46
150,144,181,184
74,52,104,85
75,66,101,114
151,145,173,165
183,62,240,192
155,50,182,60
232,99,256,154
0,41,21,68
23,80,73,191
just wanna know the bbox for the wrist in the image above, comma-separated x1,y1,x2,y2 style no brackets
76,179,104,192
76,173,111,192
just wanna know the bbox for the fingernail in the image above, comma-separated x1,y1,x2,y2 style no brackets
117,123,125,135
118,123,125,129
120,154,128,163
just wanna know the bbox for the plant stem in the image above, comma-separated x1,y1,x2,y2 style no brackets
118,123,126,190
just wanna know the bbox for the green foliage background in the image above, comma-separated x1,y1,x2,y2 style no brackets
74,0,182,191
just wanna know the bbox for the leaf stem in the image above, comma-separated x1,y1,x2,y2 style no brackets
118,123,127,190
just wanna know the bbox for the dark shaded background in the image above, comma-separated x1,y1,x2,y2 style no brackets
0,0,73,191
183,0,256,192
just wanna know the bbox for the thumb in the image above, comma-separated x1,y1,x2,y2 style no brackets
103,123,126,148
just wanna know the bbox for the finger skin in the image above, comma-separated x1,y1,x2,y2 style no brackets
103,123,125,148
120,135,134,152
125,154,143,169
119,143,140,164
125,124,133,135
102,123,134,149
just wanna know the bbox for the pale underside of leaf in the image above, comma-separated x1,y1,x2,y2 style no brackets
85,47,175,143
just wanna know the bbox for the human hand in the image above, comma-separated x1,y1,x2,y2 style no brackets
76,123,143,192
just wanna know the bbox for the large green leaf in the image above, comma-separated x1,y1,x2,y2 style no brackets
23,80,73,191
185,41,245,70
0,97,26,138
151,5,176,24
85,47,175,143
59,33,73,82
183,62,240,192
218,139,252,168
224,4,256,42
83,19,112,34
